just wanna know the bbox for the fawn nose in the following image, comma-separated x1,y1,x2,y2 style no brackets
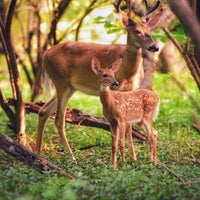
111,81,119,88
148,45,159,52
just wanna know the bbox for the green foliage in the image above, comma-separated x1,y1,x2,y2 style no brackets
94,13,122,34
93,12,187,44
151,21,187,43
0,71,200,200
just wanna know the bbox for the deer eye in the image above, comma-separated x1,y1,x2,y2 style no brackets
102,74,108,78
135,30,141,35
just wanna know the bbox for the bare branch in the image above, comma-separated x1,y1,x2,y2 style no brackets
75,0,97,41
5,0,17,36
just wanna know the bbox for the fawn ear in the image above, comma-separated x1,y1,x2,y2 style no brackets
91,57,102,75
109,58,122,73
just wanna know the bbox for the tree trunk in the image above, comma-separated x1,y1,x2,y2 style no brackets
140,50,154,90
0,1,26,145
168,0,200,90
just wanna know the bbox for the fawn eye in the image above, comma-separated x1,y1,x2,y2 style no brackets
102,74,108,78
135,30,141,35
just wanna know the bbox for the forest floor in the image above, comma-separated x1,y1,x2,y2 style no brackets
0,72,200,200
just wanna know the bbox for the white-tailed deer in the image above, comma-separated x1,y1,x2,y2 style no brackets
35,0,161,160
91,57,159,169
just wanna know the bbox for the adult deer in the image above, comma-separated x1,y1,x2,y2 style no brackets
91,57,159,169
35,0,161,161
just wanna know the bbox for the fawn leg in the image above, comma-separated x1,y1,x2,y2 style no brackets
119,122,126,167
150,128,157,163
142,118,157,164
110,120,120,170
126,124,137,160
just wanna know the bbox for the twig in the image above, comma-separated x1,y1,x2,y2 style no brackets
163,27,200,90
75,0,97,41
157,159,188,187
79,143,101,150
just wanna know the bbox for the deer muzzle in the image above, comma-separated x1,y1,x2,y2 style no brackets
148,44,159,52
111,81,119,88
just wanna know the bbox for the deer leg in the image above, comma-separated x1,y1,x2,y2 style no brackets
150,128,157,164
110,120,120,170
119,122,126,167
126,124,137,160
142,118,157,164
36,94,57,154
55,88,76,162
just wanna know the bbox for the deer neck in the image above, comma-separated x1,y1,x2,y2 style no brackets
117,36,142,78
99,85,114,112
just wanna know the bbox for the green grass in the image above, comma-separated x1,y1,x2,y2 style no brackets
0,71,200,200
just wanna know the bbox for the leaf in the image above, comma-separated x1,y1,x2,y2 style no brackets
151,30,168,42
94,13,121,34
93,16,105,24
105,13,117,24
171,25,187,44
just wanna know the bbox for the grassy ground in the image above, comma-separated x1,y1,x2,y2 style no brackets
0,71,200,200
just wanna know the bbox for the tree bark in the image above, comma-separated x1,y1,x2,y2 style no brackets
0,132,74,180
167,0,200,90
140,50,154,90
0,1,26,145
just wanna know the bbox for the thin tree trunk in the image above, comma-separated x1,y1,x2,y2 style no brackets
0,0,26,145
168,0,200,90
140,50,154,90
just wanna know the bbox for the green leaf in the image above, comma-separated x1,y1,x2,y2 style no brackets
171,25,187,43
93,16,105,24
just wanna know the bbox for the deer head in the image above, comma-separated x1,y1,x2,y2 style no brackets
116,0,161,52
91,57,122,90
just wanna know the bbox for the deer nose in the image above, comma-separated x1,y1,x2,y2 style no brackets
148,45,159,52
111,81,119,88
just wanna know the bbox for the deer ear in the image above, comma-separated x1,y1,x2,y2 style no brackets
145,13,161,30
119,10,136,29
109,58,122,73
91,57,101,75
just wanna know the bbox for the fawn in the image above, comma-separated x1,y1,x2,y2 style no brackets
91,57,160,169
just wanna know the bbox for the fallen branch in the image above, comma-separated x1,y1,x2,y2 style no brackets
8,99,147,141
0,132,74,180
184,157,200,166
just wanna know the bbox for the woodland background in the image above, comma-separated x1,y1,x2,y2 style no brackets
0,0,199,199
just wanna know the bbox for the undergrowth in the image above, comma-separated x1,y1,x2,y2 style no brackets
0,72,200,200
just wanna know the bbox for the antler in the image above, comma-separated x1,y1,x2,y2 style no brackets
113,0,122,12
113,0,132,17
144,0,160,16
